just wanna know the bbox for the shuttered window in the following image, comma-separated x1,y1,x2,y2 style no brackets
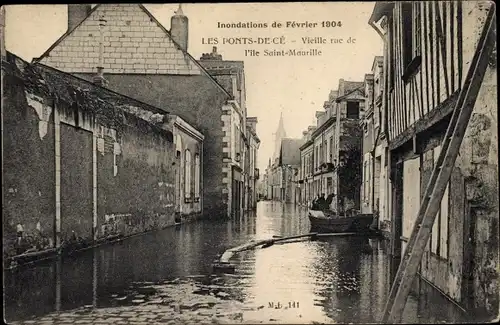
185,149,191,199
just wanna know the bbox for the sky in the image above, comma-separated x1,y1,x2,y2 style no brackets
4,3,383,172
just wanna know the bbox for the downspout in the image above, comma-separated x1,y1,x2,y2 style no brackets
201,139,204,217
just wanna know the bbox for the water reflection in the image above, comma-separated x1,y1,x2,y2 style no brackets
4,202,468,324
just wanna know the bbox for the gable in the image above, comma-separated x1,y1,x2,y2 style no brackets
38,4,201,75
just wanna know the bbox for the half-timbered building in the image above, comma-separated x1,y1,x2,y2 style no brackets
369,1,497,317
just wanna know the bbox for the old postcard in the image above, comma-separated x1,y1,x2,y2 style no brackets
1,2,498,324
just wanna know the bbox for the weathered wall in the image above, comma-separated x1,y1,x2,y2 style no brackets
3,54,181,264
96,120,176,241
73,73,229,219
60,123,94,244
397,60,498,316
3,76,56,259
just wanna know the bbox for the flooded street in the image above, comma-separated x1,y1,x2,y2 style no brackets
5,201,469,324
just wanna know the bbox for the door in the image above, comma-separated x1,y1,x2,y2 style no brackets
60,124,93,243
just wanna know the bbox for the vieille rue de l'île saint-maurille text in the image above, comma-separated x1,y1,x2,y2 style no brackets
202,19,350,57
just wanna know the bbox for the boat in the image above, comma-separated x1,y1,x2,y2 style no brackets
308,209,375,234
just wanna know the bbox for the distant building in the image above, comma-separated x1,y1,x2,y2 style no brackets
369,2,498,316
272,112,287,165
245,117,260,210
34,4,254,219
266,112,291,201
299,79,365,213
277,138,303,203
360,56,386,232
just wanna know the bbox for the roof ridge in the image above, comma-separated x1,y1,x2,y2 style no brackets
137,5,232,99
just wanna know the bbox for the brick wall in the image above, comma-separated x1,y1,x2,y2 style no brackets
39,4,201,75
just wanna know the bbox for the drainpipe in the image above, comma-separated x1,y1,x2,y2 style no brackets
93,15,108,87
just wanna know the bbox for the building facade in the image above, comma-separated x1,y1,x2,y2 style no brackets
246,117,260,210
3,52,203,266
360,56,389,236
168,116,204,221
276,138,303,203
299,79,365,214
198,46,258,217
34,4,255,219
369,1,498,317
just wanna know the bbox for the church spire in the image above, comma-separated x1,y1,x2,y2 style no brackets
276,110,286,138
273,111,287,162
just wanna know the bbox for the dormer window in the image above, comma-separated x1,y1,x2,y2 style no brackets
346,101,360,119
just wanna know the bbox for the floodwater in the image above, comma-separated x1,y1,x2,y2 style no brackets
4,201,469,324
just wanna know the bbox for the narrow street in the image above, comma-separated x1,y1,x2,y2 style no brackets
5,201,469,324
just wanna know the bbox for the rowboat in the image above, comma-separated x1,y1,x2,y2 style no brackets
308,209,375,234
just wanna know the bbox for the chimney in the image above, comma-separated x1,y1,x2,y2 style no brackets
68,4,92,31
170,4,188,51
93,15,108,87
200,46,223,61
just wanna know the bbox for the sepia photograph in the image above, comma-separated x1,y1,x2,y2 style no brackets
1,2,498,324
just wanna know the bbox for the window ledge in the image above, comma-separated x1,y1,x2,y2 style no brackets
402,55,422,84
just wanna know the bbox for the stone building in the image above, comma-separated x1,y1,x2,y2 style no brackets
245,117,260,210
197,46,258,216
167,115,204,220
299,79,365,213
369,1,498,317
360,56,388,236
2,52,203,266
33,4,253,219
265,112,292,202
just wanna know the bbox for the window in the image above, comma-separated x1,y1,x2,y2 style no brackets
389,17,395,90
194,154,200,199
324,140,328,162
413,3,422,56
363,161,368,201
184,149,192,199
402,2,413,69
346,101,360,119
329,137,334,162
402,2,422,82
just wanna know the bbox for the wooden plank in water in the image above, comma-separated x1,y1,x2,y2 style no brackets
316,232,357,237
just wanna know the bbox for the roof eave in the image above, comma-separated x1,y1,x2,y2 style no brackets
368,2,394,25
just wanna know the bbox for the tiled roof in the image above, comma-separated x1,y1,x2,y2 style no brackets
33,4,232,99
4,52,173,137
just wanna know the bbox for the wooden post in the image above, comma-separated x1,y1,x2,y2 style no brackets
382,6,496,323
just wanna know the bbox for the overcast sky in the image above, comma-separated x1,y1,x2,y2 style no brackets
4,3,383,171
